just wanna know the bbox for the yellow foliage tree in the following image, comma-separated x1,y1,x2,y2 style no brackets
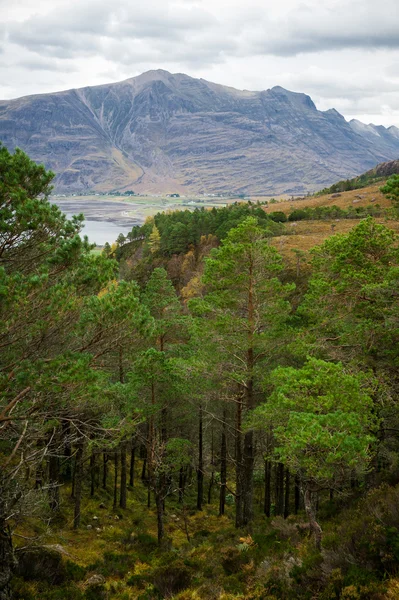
148,225,161,254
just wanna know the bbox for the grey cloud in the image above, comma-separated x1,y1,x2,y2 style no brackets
252,0,399,56
5,0,399,67
1,0,399,128
6,0,218,59
15,56,77,72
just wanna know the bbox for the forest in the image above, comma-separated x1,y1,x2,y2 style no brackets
2,145,399,600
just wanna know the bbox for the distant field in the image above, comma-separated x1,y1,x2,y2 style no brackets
52,193,244,224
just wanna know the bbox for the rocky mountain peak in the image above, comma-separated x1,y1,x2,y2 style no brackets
1,71,399,196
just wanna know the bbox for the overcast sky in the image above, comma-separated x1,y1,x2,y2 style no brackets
1,0,398,126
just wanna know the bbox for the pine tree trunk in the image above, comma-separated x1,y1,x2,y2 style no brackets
219,411,227,517
63,421,72,482
48,453,60,512
208,427,214,504
241,258,256,526
35,445,44,489
120,443,127,509
235,394,243,528
284,468,290,519
147,387,156,510
156,481,164,544
102,453,108,490
161,405,168,512
179,467,186,503
141,457,147,482
303,488,322,550
242,430,254,525
197,405,204,511
129,445,135,487
295,475,300,514
264,460,271,517
73,443,83,529
275,463,285,516
113,452,118,510
90,451,96,497
207,472,214,504
71,454,76,499
0,518,15,600
179,467,184,503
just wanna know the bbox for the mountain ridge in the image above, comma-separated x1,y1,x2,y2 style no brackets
1,69,399,195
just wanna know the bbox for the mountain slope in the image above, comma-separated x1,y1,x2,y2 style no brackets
1,70,399,195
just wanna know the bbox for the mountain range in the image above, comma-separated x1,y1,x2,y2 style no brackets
1,69,399,196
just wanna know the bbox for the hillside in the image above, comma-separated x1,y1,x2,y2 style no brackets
1,70,399,196
263,181,398,263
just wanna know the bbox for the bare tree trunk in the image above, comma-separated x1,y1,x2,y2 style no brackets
284,468,290,519
120,443,127,509
303,488,322,550
294,475,300,514
48,453,60,512
102,453,108,490
35,446,44,490
147,388,156,510
264,460,271,517
242,258,256,527
197,405,204,511
156,484,164,544
208,427,215,504
0,516,15,600
207,472,214,505
179,467,187,504
219,411,227,517
275,463,285,516
113,452,118,510
73,443,83,529
242,430,254,525
129,445,135,488
71,455,76,499
235,395,243,528
63,421,72,482
90,451,96,497
141,456,147,482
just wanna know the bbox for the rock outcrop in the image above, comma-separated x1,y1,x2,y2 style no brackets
1,70,399,195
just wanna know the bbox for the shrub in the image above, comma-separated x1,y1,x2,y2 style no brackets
269,211,287,223
152,561,192,598
220,547,249,575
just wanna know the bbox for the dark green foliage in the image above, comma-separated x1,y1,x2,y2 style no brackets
316,171,386,195
269,211,287,222
123,202,280,257
380,173,399,205
288,204,383,222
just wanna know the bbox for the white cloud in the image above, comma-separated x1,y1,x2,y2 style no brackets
0,0,398,126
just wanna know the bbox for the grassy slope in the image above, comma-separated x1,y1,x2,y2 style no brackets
264,184,399,266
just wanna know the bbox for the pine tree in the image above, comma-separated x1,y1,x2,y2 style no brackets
190,217,293,526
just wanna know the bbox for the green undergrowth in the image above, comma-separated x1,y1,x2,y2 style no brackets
12,478,399,599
